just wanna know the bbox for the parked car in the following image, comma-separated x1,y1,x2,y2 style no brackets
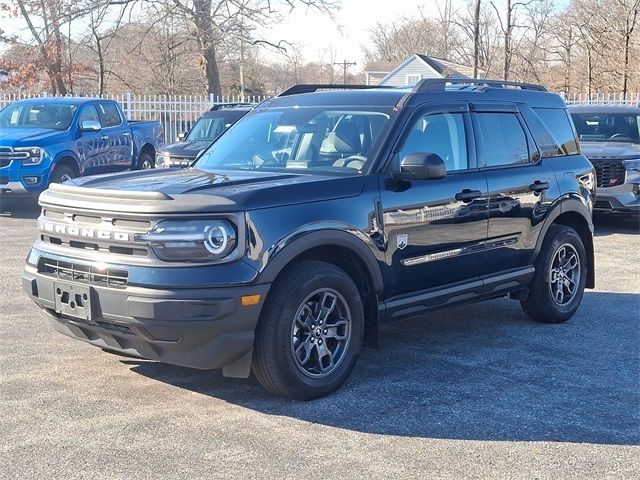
23,80,596,400
156,103,252,168
0,98,163,196
569,105,640,215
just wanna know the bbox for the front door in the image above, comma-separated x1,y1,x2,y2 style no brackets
76,104,110,176
380,103,489,298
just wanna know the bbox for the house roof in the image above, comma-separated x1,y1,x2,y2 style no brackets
365,54,479,81
363,61,400,73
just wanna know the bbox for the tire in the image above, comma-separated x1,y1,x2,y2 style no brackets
50,164,75,184
252,260,364,400
136,151,155,170
521,224,587,324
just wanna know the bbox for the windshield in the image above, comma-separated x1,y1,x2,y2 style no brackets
570,112,640,144
193,107,392,174
0,101,78,130
187,112,242,141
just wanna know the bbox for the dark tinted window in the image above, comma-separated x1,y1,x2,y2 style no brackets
98,102,122,127
399,112,468,171
570,111,639,144
475,113,530,167
534,108,579,154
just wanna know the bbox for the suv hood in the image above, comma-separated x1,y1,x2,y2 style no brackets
580,141,640,160
39,168,366,214
158,140,211,158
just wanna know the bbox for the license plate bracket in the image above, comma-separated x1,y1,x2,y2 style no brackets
54,282,92,321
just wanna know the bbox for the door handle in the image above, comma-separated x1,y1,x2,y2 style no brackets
455,189,482,203
123,132,131,137
100,135,109,141
529,180,550,193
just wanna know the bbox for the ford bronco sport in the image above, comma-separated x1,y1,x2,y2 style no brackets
23,80,596,400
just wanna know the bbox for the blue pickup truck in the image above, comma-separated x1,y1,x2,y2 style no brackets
0,97,162,195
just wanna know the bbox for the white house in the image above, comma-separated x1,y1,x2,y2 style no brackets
364,54,477,87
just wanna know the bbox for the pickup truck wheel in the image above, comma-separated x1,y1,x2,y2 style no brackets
50,165,75,184
521,225,587,323
137,152,155,170
252,260,364,400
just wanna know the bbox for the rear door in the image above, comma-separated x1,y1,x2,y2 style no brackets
379,102,490,298
471,102,561,274
97,102,132,171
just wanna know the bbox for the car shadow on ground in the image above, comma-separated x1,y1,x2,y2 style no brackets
594,214,639,236
0,197,40,219
124,290,639,446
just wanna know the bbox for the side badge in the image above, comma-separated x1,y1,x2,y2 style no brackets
397,233,408,250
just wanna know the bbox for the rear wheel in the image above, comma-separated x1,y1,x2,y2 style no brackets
521,225,587,323
252,260,364,400
50,164,75,184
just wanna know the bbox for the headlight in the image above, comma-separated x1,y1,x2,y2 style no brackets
623,158,640,172
15,147,45,165
137,220,238,262
156,154,170,168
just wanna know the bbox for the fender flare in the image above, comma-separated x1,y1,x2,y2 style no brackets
257,228,385,296
534,195,595,288
50,151,81,176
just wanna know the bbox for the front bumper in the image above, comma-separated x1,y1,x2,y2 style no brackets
594,181,640,214
22,263,270,376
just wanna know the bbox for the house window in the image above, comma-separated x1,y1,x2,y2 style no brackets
406,74,422,86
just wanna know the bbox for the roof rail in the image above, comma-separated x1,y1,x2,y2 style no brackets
209,102,255,111
278,84,383,97
413,78,548,93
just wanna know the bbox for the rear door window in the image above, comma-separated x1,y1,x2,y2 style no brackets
474,113,530,167
97,103,123,128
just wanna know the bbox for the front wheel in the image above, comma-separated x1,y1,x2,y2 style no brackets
252,260,364,400
521,225,587,323
50,164,75,184
136,151,155,170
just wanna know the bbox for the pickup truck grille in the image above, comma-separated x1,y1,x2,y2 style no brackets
590,159,626,188
0,146,29,168
38,257,129,287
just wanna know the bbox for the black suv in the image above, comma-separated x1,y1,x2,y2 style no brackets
156,103,253,168
23,80,596,400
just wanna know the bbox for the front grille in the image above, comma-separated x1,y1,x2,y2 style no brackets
590,159,626,188
38,257,129,287
0,146,29,168
38,209,152,258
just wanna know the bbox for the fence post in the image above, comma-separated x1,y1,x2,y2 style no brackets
125,92,132,118
209,93,215,108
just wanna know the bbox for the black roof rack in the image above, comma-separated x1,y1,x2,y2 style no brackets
209,102,255,111
278,84,384,97
413,78,547,92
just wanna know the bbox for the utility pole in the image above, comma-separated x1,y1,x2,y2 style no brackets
333,60,356,84
472,0,481,79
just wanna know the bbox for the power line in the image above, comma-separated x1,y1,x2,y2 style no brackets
333,60,356,84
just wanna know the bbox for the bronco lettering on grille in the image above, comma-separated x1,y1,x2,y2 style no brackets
38,221,131,242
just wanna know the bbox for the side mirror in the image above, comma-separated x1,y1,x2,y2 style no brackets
177,132,187,141
393,152,446,180
80,120,101,132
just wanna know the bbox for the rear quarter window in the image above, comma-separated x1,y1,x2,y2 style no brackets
532,108,579,155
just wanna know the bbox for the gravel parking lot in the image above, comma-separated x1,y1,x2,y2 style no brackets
1,199,638,479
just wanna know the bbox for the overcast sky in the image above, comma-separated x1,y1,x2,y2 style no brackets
258,0,469,66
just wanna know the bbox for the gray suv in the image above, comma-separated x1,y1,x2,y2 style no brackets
569,105,640,215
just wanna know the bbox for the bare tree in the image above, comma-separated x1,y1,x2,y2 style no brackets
473,0,481,77
154,0,338,95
